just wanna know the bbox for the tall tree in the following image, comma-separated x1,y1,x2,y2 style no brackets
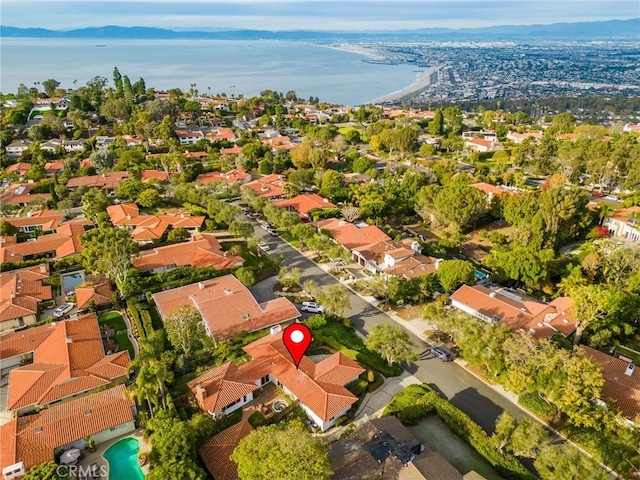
315,284,351,318
164,304,206,356
436,259,476,292
534,444,609,480
41,79,60,98
364,323,419,366
231,420,332,480
80,226,139,296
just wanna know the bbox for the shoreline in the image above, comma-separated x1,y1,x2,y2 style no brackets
316,42,388,61
372,66,439,103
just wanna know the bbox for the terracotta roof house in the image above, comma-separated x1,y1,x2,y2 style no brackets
198,420,254,480
1,313,130,414
506,131,543,143
470,182,514,202
0,183,50,207
5,210,64,233
0,264,52,333
602,206,640,244
66,172,128,190
0,385,136,476
353,239,442,280
205,127,237,143
140,169,173,183
106,203,205,243
220,145,242,155
581,346,640,424
43,161,65,177
6,163,31,178
75,276,113,311
464,138,504,152
330,416,472,480
196,168,251,185
0,223,85,263
132,234,244,274
450,285,576,340
243,174,289,199
188,329,364,431
273,193,336,217
152,275,300,342
315,218,391,252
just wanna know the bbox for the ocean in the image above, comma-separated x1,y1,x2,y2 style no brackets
0,38,421,106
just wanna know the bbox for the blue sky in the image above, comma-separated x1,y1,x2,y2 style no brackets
2,0,638,30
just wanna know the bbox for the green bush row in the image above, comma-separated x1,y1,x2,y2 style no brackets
518,393,556,417
140,309,155,336
346,379,369,396
384,384,535,480
126,298,145,339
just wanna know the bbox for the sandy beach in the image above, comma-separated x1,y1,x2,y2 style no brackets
319,42,388,61
373,66,439,103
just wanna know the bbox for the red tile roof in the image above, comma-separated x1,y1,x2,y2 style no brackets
470,182,512,197
0,224,85,263
198,420,253,480
153,275,300,341
0,385,135,471
316,218,391,251
106,203,204,241
243,174,289,198
0,264,52,325
581,346,640,423
196,168,250,185
608,206,640,223
189,332,364,422
2,314,130,411
450,285,576,339
75,277,113,310
141,170,173,183
273,194,336,214
132,234,243,272
0,183,50,205
220,145,243,155
5,210,65,232
66,172,128,189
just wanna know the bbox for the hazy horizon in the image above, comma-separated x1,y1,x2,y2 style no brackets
2,0,639,31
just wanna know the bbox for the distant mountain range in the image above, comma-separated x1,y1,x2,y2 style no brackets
1,19,639,41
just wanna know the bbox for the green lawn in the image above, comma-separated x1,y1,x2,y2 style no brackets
338,125,368,142
98,311,136,359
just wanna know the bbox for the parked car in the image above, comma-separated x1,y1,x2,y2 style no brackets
258,242,270,252
604,195,619,201
266,228,279,236
430,346,453,361
592,191,603,197
53,303,75,318
300,302,324,313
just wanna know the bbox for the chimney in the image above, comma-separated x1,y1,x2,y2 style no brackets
198,282,205,289
625,363,635,377
196,384,206,403
270,324,282,335
127,214,131,219
10,291,16,299
224,289,233,296
66,337,73,344
39,263,47,273
489,292,497,298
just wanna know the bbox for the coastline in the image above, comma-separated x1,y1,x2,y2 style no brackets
372,66,438,103
315,42,388,62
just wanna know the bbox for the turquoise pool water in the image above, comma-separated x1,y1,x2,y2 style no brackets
474,270,487,280
103,437,144,480
61,271,84,293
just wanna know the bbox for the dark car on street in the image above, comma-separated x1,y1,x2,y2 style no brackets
430,346,453,361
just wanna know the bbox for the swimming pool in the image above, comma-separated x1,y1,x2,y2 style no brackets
103,437,144,480
474,270,487,280
61,271,85,293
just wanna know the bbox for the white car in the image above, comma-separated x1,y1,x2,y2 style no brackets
53,303,75,318
300,302,324,313
258,242,270,252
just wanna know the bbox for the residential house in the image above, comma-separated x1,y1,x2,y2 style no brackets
220,145,243,155
132,234,244,274
141,169,173,183
0,183,50,207
5,210,64,233
120,134,144,147
176,130,204,145
66,172,128,191
198,420,254,480
95,136,116,149
43,161,64,177
0,264,53,333
623,123,640,134
353,239,442,280
40,139,63,153
602,207,640,244
0,223,85,263
330,416,479,480
315,218,391,260
0,385,136,476
205,127,237,143
243,174,289,199
0,313,130,414
41,139,85,153
450,285,576,340
5,140,33,158
188,329,364,431
196,168,251,185
5,163,31,178
581,346,639,425
106,203,205,243
182,151,208,161
470,182,514,203
464,138,504,152
273,193,336,220
75,276,113,311
506,131,543,143
152,275,300,342
462,130,497,141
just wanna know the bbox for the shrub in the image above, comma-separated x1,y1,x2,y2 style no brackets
305,314,327,329
248,411,267,428
367,370,375,383
518,393,557,417
140,310,154,336
126,298,145,339
346,379,368,396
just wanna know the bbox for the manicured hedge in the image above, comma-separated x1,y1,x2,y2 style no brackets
140,309,154,336
126,298,145,339
518,393,556,417
384,384,535,480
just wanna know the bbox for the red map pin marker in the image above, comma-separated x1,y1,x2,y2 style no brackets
283,324,312,369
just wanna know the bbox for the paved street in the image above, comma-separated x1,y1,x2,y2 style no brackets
249,219,532,434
